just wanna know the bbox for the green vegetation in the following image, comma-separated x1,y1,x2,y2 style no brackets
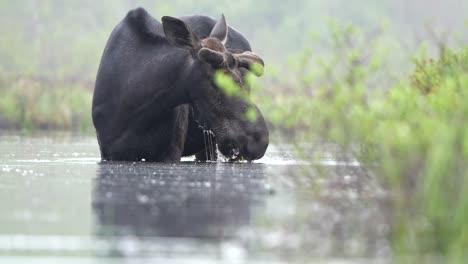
254,21,468,262
0,76,92,131
0,0,466,131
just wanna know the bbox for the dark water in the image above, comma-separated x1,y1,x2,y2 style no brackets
0,132,391,263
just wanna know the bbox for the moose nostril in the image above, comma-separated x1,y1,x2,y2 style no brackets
253,132,261,142
244,131,268,160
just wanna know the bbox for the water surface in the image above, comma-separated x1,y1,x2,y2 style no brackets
0,132,391,263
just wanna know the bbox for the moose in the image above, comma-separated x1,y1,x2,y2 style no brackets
92,7,269,162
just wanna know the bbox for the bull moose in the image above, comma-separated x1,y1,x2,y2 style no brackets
92,7,269,162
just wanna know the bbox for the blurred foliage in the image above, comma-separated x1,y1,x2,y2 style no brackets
254,20,468,262
0,77,92,131
410,49,468,94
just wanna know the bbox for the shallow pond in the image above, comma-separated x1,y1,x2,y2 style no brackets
0,132,391,263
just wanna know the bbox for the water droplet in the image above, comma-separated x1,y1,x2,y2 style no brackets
137,194,149,204
344,174,353,183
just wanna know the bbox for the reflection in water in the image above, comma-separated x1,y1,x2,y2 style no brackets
0,132,393,262
92,162,268,241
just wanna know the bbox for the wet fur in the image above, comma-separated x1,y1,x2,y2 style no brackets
92,7,252,161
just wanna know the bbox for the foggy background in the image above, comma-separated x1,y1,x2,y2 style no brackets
0,0,466,130
1,0,466,81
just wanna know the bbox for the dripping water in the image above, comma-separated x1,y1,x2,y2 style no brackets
201,124,217,162
209,130,215,160
194,107,217,162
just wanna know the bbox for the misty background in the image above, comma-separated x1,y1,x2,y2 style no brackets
0,0,466,130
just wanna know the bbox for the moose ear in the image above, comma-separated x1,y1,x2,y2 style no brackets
198,48,225,68
209,14,228,44
162,16,199,49
234,51,265,76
